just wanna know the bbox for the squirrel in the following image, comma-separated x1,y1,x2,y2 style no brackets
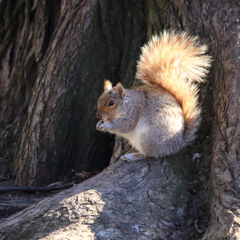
96,30,211,162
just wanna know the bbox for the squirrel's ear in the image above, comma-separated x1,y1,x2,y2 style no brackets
116,83,125,97
104,80,112,91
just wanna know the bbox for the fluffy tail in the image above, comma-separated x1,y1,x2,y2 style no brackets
136,30,211,144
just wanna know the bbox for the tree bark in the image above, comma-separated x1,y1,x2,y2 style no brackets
0,0,61,127
200,3,240,240
0,158,201,240
169,0,240,239
0,0,146,186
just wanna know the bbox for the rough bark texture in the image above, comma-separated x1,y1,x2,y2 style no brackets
169,0,240,239
0,0,146,186
0,158,202,240
0,0,239,239
201,3,240,240
0,0,60,127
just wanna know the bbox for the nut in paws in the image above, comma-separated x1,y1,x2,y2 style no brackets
96,120,108,132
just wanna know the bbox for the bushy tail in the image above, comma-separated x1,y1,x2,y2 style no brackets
136,30,211,144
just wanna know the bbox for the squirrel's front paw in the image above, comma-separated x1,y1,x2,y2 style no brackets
96,120,108,132
96,120,105,131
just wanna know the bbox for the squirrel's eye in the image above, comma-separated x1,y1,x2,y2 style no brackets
108,100,115,106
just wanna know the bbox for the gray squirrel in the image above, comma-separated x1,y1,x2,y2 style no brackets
96,31,211,162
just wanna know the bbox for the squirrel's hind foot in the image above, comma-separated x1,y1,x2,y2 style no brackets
121,152,146,163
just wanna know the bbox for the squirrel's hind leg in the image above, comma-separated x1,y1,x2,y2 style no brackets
121,152,146,163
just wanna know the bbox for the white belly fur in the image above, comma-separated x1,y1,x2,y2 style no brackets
121,120,148,154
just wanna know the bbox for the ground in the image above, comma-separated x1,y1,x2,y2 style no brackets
0,180,56,220
0,170,96,221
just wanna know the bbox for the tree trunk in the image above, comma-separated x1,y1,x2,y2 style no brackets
0,158,202,240
170,0,240,239
0,0,146,186
200,3,240,240
0,0,239,239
